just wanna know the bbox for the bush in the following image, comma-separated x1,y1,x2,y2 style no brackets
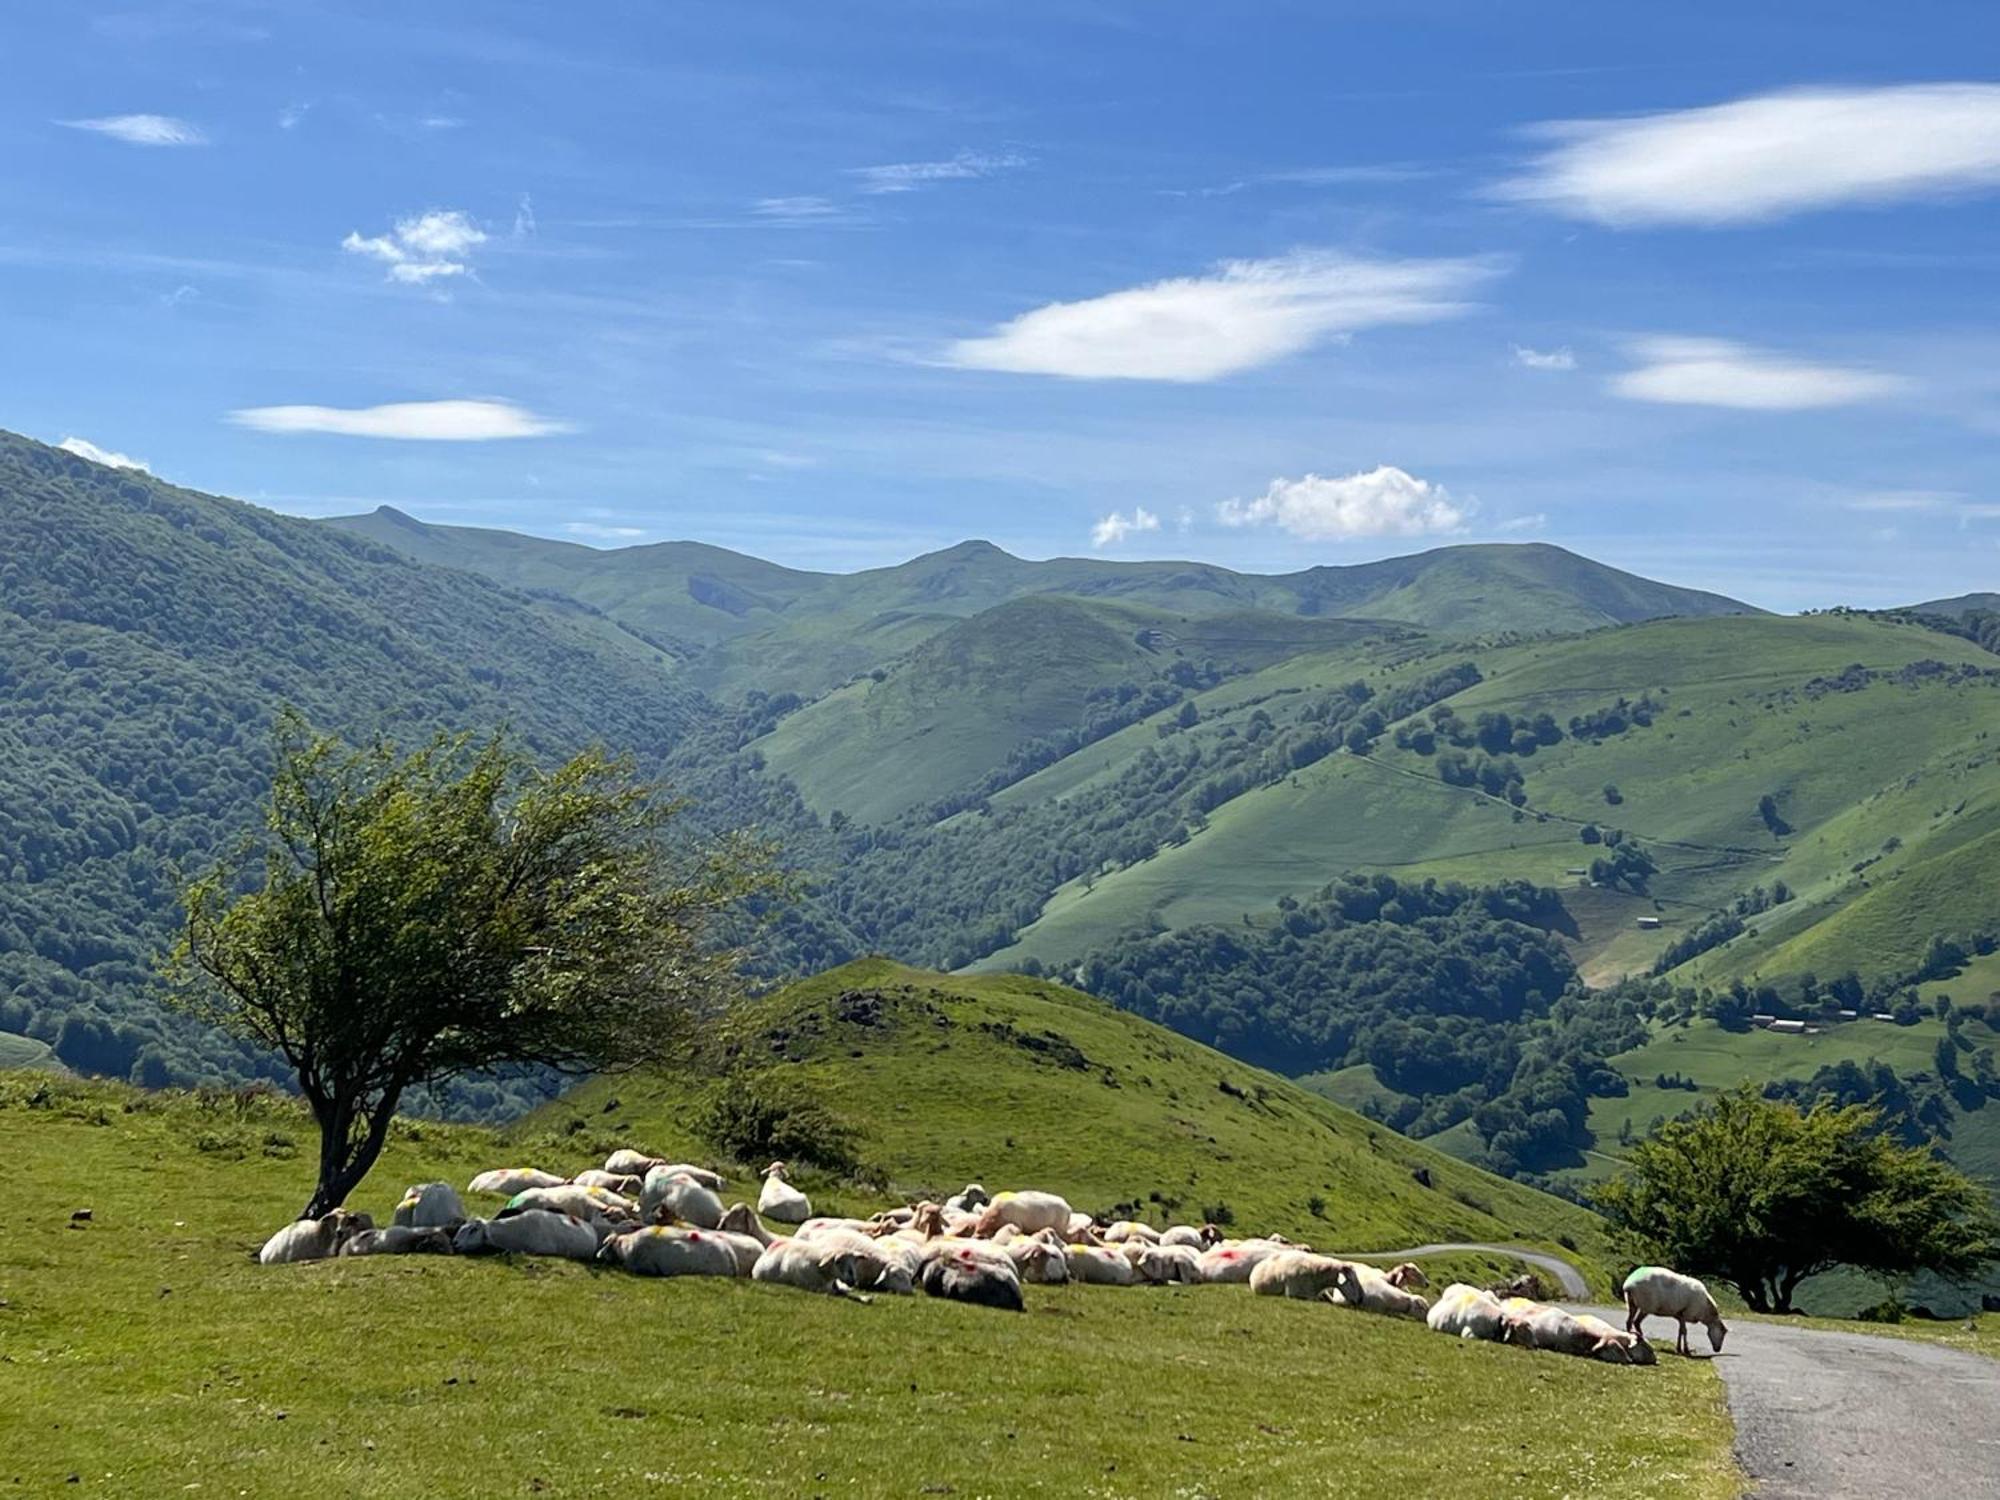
696,1070,860,1172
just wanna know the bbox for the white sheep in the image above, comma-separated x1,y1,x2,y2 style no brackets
1382,1261,1429,1290
652,1162,726,1192
1425,1283,1506,1341
756,1161,812,1225
719,1202,777,1247
639,1167,724,1228
1622,1266,1728,1355
1574,1312,1658,1365
1327,1262,1429,1320
1133,1243,1204,1285
970,1190,1073,1239
571,1169,645,1196
467,1168,567,1196
918,1242,1025,1311
1066,1245,1138,1285
1102,1220,1160,1244
943,1183,989,1217
391,1181,465,1230
1249,1251,1352,1300
596,1225,741,1278
1005,1233,1070,1284
754,1236,913,1297
1194,1240,1284,1283
505,1183,638,1226
1500,1300,1655,1364
1158,1223,1223,1249
603,1149,662,1179
454,1210,598,1260
258,1209,372,1265
340,1224,454,1257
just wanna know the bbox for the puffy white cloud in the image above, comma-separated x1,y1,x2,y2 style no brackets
60,114,206,146
1611,337,1908,410
1495,84,2000,226
228,399,567,441
57,436,149,472
849,150,1026,194
945,252,1495,382
342,209,488,284
1218,466,1466,540
1090,506,1162,548
1513,344,1576,371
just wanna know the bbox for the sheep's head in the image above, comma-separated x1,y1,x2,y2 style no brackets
1706,1316,1728,1353
911,1202,946,1239
1385,1261,1429,1290
764,1161,789,1180
1199,1223,1224,1246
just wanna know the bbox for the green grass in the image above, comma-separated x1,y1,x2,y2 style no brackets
0,1066,1737,1497
0,1029,60,1070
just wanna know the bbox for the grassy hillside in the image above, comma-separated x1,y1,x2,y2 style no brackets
0,1030,60,1070
0,1067,1732,1498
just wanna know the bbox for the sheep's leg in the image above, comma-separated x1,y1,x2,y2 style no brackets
1626,1299,1642,1338
1677,1318,1691,1356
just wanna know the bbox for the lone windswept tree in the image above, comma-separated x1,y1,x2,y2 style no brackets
169,715,776,1218
1597,1087,1997,1313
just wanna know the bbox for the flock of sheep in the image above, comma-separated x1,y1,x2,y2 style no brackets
258,1151,1728,1365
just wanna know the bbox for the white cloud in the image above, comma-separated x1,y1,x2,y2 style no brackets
1218,466,1467,541
1513,344,1576,371
228,399,567,441
1090,506,1162,548
278,102,310,131
944,251,1496,382
1843,490,2000,522
1495,84,2000,226
342,209,487,284
849,150,1027,194
753,196,841,219
563,522,645,541
513,193,537,237
1612,337,1908,410
1495,512,1548,533
60,114,206,147
58,436,149,472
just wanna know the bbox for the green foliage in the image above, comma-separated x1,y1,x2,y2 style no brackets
1598,1088,2000,1312
695,1069,859,1172
168,717,771,1214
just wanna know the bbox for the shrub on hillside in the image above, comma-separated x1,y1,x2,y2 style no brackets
697,1070,860,1172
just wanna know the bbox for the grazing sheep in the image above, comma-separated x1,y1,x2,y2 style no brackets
572,1170,645,1196
1102,1220,1161,1245
467,1168,566,1196
970,1190,1074,1239
1383,1261,1429,1290
454,1210,598,1260
1426,1283,1506,1341
1622,1266,1728,1355
1195,1240,1285,1284
597,1225,741,1278
639,1168,724,1229
756,1161,812,1225
258,1210,372,1265
1328,1262,1429,1320
1005,1234,1070,1284
1249,1251,1352,1301
505,1183,639,1226
1066,1245,1139,1285
391,1182,465,1230
943,1183,989,1217
1159,1223,1223,1249
919,1243,1025,1311
1134,1243,1204,1285
341,1225,455,1257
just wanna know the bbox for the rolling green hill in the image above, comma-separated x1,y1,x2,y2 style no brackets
1914,592,2000,619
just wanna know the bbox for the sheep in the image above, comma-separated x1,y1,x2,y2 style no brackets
754,1236,914,1297
603,1149,662,1179
719,1202,777,1247
1426,1283,1507,1341
341,1225,456,1257
756,1161,812,1225
1195,1240,1285,1284
1159,1223,1223,1249
258,1209,372,1265
1249,1251,1352,1301
1574,1312,1658,1366
1327,1262,1429,1320
1383,1261,1429,1290
572,1170,645,1197
1622,1266,1728,1356
1102,1220,1161,1244
639,1168,724,1229
943,1183,989,1217
1134,1243,1204,1285
1499,1302,1654,1364
391,1181,465,1230
1065,1245,1138,1285
970,1190,1073,1239
919,1242,1025,1311
1005,1234,1070,1284
467,1168,567,1196
596,1225,741,1278
1065,1211,1100,1243
454,1210,598,1260
505,1183,639,1227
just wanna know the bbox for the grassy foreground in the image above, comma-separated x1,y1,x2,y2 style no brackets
0,1071,1737,1498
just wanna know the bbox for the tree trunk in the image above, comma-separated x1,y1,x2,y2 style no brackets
1738,1279,1771,1313
303,1090,402,1219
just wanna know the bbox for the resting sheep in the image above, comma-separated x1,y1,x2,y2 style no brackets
1158,1223,1223,1249
943,1184,989,1217
640,1168,724,1229
597,1225,742,1278
919,1243,1025,1311
505,1183,638,1226
341,1225,455,1257
258,1209,372,1265
1426,1283,1506,1341
1327,1262,1429,1320
754,1236,914,1297
1102,1220,1160,1244
572,1170,645,1196
970,1190,1074,1240
1622,1266,1727,1355
757,1161,812,1225
1500,1301,1656,1364
1134,1243,1204,1285
1066,1245,1138,1285
1005,1234,1070,1284
392,1181,465,1230
467,1168,566,1197
1249,1251,1352,1301
1195,1240,1285,1284
454,1210,598,1260
1383,1261,1429,1290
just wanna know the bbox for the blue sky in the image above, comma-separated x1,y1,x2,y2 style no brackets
7,1,2000,609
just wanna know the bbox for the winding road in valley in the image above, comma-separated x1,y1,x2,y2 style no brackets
1369,1242,2000,1498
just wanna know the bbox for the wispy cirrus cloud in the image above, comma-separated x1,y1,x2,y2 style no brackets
342,209,487,284
228,399,568,441
1513,344,1576,371
563,522,645,541
1494,84,2000,226
58,436,149,472
944,251,1498,382
752,196,843,220
1843,490,2000,521
60,113,206,146
848,150,1026,194
1612,337,1908,410
1090,506,1161,548
1218,466,1467,540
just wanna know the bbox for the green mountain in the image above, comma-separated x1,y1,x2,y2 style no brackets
324,507,1757,697
1913,592,2000,620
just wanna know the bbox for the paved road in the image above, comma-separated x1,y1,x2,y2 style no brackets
1336,1241,1589,1298
1571,1305,2000,1499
